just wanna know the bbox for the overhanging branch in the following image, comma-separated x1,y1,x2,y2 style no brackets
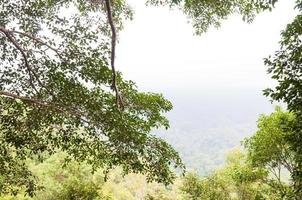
0,27,54,96
0,27,37,92
0,90,88,123
11,30,63,59
104,0,124,110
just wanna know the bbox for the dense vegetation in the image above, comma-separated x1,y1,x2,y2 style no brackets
1,0,302,199
0,111,298,199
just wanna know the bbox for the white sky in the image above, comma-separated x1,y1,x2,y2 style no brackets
116,0,297,93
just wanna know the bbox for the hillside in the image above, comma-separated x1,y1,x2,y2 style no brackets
157,89,275,174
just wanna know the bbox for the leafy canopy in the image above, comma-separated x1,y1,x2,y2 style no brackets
262,0,302,196
181,150,273,200
147,0,277,34
244,108,300,199
244,107,295,171
0,0,278,196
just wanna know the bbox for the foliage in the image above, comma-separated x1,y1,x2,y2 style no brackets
180,149,275,200
181,172,231,200
244,107,295,172
263,10,302,113
262,1,302,197
244,108,298,199
0,149,295,200
0,0,299,197
29,153,111,200
0,143,38,197
0,153,113,200
0,152,181,200
0,0,282,196
147,0,277,34
0,0,184,195
225,150,269,200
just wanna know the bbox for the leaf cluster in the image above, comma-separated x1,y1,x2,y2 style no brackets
146,0,278,34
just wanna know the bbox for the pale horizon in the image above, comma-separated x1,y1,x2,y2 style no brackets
117,0,297,94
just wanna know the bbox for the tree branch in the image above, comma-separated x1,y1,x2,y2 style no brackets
268,164,287,196
0,27,37,92
104,0,124,110
0,90,88,123
11,30,63,59
0,27,54,96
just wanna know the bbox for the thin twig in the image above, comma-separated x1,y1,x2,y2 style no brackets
268,165,286,196
104,0,124,110
11,30,63,59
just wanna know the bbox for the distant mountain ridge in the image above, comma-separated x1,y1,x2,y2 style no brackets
155,89,276,174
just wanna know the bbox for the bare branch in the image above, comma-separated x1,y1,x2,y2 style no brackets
104,0,124,110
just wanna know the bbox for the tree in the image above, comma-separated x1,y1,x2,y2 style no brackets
29,152,111,200
181,172,231,200
262,1,302,196
0,151,183,200
180,149,274,200
244,108,299,199
0,0,183,195
225,149,269,200
263,13,302,112
0,0,277,196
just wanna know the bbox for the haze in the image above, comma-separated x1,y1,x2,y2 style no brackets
116,0,297,173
